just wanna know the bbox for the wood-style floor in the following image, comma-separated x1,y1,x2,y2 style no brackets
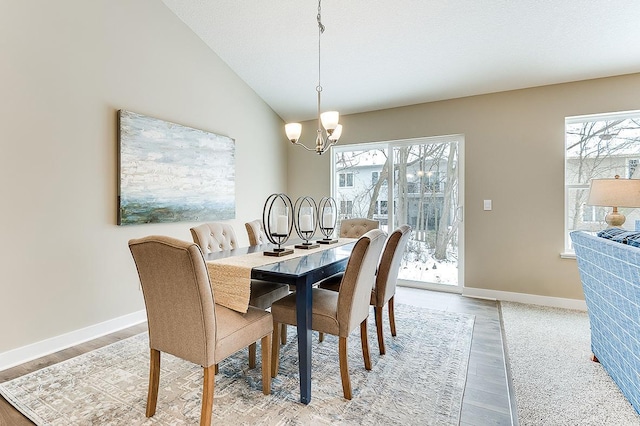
0,288,515,426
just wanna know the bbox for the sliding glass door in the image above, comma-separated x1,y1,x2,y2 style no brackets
332,136,463,289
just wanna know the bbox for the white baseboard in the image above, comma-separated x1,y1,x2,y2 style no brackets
462,287,588,311
0,310,146,372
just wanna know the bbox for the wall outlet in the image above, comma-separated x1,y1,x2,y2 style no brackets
483,199,492,211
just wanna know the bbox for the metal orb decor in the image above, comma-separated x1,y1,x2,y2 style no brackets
262,193,294,256
294,196,320,249
316,196,338,244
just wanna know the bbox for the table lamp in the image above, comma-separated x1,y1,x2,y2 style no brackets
587,175,640,227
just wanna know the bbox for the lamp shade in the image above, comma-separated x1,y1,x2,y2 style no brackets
587,177,640,207
320,111,339,131
328,124,342,141
285,123,302,142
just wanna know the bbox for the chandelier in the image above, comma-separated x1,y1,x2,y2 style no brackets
284,0,343,155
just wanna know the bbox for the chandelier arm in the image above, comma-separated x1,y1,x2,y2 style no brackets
292,140,322,153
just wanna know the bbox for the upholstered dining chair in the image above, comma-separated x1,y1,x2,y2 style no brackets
245,219,269,246
316,218,381,342
128,235,272,426
270,229,386,400
371,224,412,355
338,218,380,239
190,222,289,366
318,218,380,292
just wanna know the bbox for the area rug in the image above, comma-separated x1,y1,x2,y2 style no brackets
501,302,640,425
0,304,474,425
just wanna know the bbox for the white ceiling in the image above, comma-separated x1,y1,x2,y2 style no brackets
162,0,640,123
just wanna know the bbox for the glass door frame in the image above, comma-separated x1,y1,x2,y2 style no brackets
330,134,465,293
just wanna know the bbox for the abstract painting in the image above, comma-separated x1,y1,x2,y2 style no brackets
118,110,235,225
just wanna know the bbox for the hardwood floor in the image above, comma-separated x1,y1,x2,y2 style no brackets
0,288,515,425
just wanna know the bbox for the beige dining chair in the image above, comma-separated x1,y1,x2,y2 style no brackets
245,219,269,246
128,235,272,426
338,218,380,238
371,225,412,354
270,229,386,400
190,222,289,366
318,218,380,291
316,218,381,341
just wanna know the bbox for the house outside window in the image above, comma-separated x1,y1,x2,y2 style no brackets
564,110,640,253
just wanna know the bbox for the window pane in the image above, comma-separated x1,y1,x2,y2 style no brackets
393,143,459,285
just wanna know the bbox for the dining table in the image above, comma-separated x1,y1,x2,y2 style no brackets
204,239,356,404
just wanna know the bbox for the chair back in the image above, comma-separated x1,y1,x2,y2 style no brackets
337,229,386,335
128,235,216,367
190,222,238,253
373,225,412,306
339,218,380,238
245,219,269,245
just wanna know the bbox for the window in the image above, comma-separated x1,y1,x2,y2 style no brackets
374,200,388,215
340,200,353,217
332,135,463,287
564,110,640,253
629,159,639,178
339,172,353,188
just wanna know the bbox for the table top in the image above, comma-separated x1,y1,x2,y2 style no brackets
252,242,354,285
203,241,355,286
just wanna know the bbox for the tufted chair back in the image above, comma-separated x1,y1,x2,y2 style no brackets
245,219,270,246
190,222,238,253
339,218,380,238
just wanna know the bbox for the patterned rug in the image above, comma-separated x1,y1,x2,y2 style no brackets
0,304,474,425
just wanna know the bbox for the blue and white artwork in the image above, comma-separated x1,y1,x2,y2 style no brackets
118,110,235,225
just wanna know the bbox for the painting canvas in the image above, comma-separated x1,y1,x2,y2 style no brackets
118,110,235,225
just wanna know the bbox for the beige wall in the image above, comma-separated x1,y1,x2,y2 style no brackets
288,73,640,300
0,1,286,353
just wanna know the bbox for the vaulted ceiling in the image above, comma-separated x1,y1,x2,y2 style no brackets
162,0,640,122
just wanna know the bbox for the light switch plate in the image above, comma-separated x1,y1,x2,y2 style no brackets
483,199,492,211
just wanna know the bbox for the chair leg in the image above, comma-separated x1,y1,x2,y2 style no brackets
389,296,397,337
271,320,281,378
146,348,160,418
319,332,324,342
339,336,352,400
374,306,385,355
261,334,272,395
200,365,215,426
248,343,257,369
281,324,287,345
360,319,372,370
214,364,219,375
